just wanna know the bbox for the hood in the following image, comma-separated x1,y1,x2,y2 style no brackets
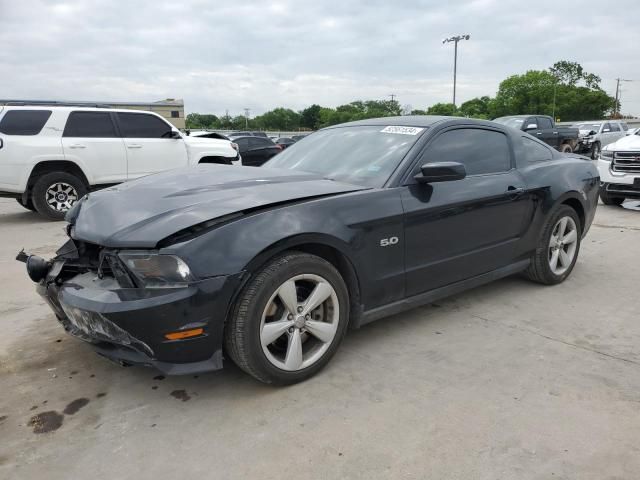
603,134,640,152
70,165,366,248
183,136,228,145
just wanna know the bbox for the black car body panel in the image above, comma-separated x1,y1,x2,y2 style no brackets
70,165,367,248
26,116,599,374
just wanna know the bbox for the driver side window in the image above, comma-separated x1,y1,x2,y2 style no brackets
418,128,512,176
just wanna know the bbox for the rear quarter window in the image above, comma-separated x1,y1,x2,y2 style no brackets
0,110,52,135
522,137,553,163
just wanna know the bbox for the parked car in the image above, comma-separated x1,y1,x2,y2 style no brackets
0,106,240,219
20,116,598,384
188,131,229,140
233,135,281,166
573,120,628,159
227,131,269,138
292,134,310,142
625,127,639,136
598,128,640,205
493,115,579,153
274,137,296,149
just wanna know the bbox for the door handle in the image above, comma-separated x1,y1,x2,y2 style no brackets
536,132,542,135
127,144,142,149
69,144,86,149
553,131,559,135
506,186,525,198
0,138,3,149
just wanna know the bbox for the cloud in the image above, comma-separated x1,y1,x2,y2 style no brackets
1,0,639,116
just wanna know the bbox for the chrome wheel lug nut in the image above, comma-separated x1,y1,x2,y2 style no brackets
297,306,303,313
288,314,293,320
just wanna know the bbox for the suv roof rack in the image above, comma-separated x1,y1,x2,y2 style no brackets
0,100,113,108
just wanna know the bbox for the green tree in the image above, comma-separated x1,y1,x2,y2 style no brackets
426,103,458,116
459,96,492,119
185,113,219,129
300,104,322,130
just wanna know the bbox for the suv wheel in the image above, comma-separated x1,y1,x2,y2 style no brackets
524,205,581,285
225,252,349,385
591,142,601,160
599,186,624,206
32,172,87,220
559,143,572,153
16,198,36,212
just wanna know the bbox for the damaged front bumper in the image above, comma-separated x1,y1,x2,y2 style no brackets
24,247,243,375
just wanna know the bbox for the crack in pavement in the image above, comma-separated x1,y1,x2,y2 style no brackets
469,313,640,367
592,223,640,231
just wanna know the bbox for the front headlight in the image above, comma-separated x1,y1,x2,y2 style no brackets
600,149,614,161
118,252,196,288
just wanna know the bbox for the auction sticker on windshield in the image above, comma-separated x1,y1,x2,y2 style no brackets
380,126,424,135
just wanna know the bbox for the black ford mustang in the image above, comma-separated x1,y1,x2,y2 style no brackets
20,116,599,384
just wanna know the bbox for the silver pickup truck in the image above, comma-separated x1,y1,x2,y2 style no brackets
573,120,629,159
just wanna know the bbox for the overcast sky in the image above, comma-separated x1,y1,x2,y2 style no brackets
1,0,639,118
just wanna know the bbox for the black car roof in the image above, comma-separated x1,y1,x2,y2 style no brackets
326,115,505,130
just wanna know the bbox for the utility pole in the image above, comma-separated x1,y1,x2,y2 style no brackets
244,108,250,129
442,34,470,106
614,78,633,117
389,94,396,102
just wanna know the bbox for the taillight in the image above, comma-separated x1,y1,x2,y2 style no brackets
275,144,283,150
231,142,239,152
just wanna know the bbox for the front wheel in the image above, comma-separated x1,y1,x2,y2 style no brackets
599,187,624,206
590,142,601,160
524,205,581,285
224,252,349,385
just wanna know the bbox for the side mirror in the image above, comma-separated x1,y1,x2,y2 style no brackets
524,124,538,131
414,162,466,184
170,129,182,139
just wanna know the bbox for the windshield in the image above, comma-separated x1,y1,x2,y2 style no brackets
263,125,425,187
493,117,525,129
575,123,601,132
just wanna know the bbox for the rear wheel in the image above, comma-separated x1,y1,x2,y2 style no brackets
224,252,349,385
32,172,87,220
16,198,36,212
524,205,581,285
559,143,572,153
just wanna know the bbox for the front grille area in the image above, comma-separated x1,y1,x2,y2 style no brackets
612,152,640,173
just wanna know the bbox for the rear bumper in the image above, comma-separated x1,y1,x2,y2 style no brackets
38,270,244,374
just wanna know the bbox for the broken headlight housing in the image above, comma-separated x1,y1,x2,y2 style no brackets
118,252,196,288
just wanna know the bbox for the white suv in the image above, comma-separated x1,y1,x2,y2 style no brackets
0,106,241,219
598,129,640,205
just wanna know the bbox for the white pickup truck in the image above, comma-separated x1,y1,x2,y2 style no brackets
598,129,640,205
0,106,241,219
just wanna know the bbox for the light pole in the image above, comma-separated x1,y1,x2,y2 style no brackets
442,34,470,106
244,108,250,129
614,78,633,117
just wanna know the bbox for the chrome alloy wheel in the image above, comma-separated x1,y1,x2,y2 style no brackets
260,274,339,371
46,182,79,212
548,216,578,275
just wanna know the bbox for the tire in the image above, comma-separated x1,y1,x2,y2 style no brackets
524,205,581,285
224,252,350,385
590,142,601,160
16,198,36,212
599,187,624,206
31,172,87,221
559,143,572,153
